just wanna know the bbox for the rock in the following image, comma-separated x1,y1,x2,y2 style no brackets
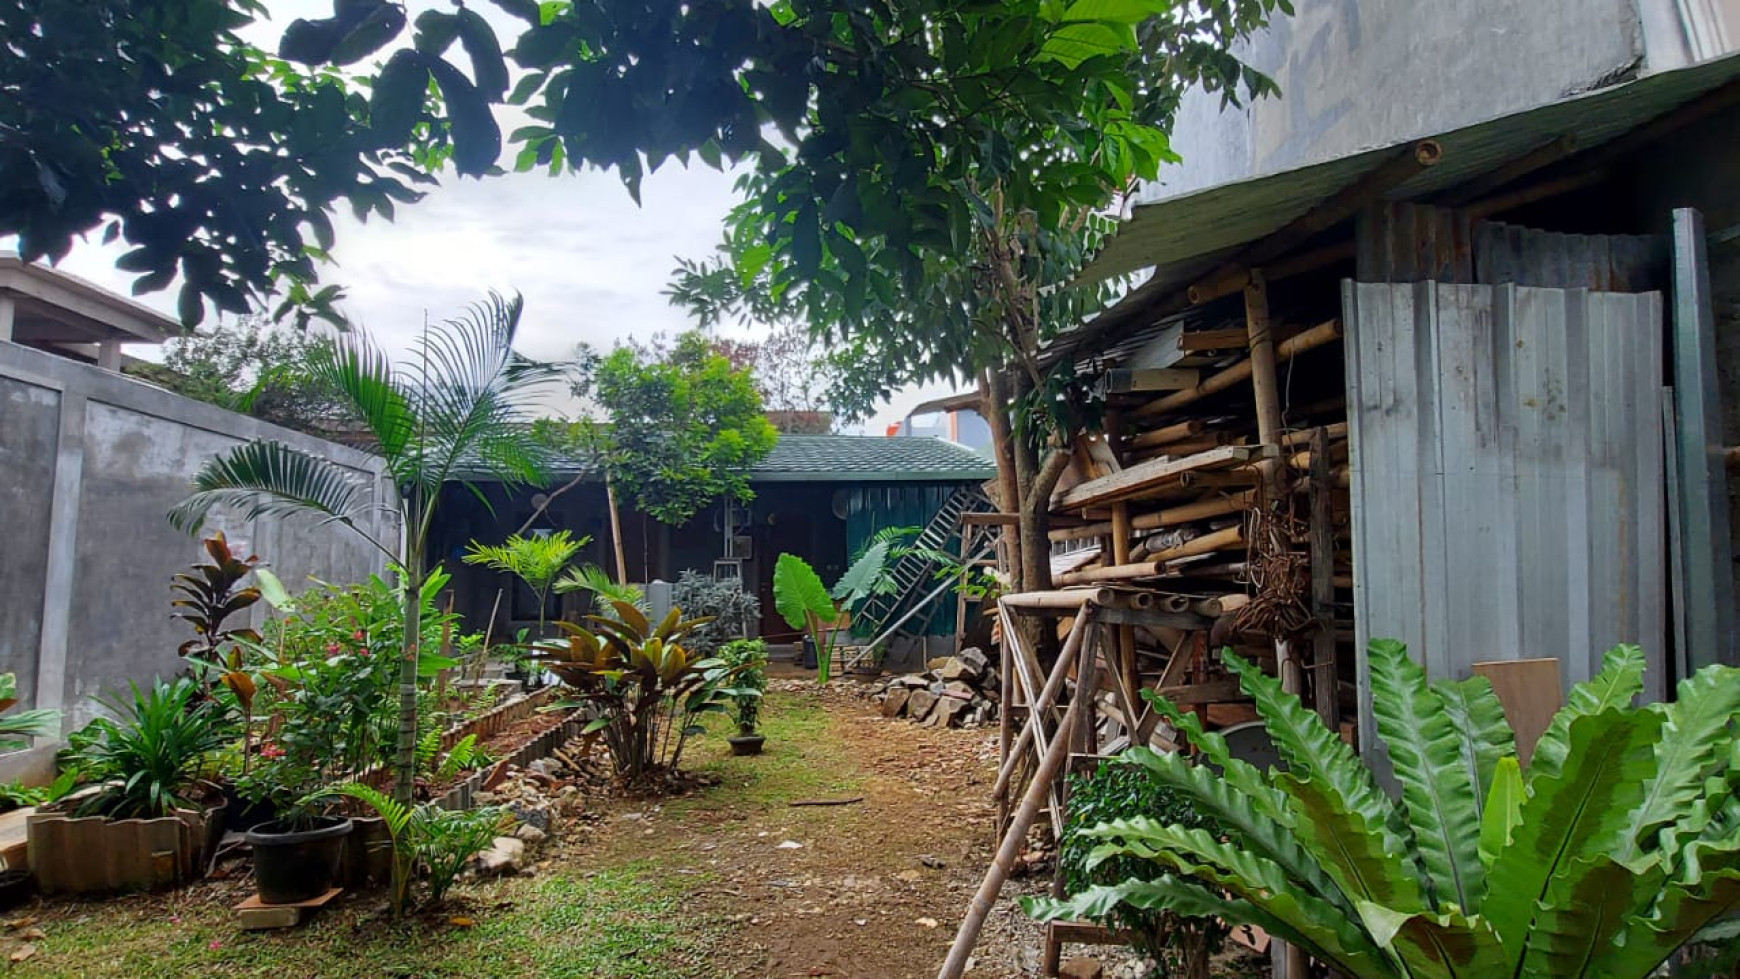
881,687,912,718
514,823,548,844
957,647,989,675
511,804,552,832
527,758,560,778
907,689,939,721
942,680,976,700
931,698,970,728
1060,958,1104,979
925,657,951,671
889,675,930,690
928,680,946,696
473,836,526,877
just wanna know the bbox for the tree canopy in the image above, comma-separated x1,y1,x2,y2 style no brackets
569,331,778,527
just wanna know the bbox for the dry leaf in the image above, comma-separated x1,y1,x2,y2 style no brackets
448,916,476,928
18,926,45,940
3,916,37,931
10,944,37,963
915,917,939,928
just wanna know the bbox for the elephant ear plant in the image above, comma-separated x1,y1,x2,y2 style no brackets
1027,641,1740,978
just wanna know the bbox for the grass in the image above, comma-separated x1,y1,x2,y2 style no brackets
10,690,844,979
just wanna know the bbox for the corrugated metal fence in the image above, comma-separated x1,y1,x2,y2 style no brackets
1345,280,1667,751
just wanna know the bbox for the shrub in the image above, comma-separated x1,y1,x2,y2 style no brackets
671,570,760,659
321,783,509,915
543,601,740,779
67,678,231,819
718,639,769,733
1057,758,1228,979
1028,641,1740,979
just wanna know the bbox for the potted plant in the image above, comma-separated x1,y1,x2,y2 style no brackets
30,678,230,893
237,764,353,905
719,639,768,756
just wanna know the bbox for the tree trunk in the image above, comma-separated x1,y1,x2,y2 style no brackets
393,537,423,806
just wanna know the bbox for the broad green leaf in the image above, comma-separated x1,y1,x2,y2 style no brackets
1079,818,1399,978
1140,694,1292,824
253,568,295,611
1368,639,1487,913
831,540,891,607
1478,756,1524,869
1281,772,1427,914
1602,860,1740,979
1357,902,1506,978
1618,664,1740,866
457,8,510,101
1484,708,1663,969
1434,673,1515,815
773,553,834,631
1529,644,1645,780
1516,856,1658,979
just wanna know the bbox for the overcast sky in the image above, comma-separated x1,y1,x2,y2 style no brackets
27,1,959,435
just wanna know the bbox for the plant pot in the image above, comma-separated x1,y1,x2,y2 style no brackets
341,815,395,888
728,733,766,756
28,804,224,894
0,870,32,910
800,637,818,669
245,816,354,905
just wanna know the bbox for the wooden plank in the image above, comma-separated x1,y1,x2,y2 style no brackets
1472,659,1563,767
1177,328,1250,352
1133,320,1344,420
1054,445,1270,510
961,512,1020,526
1154,678,1246,706
1105,367,1201,392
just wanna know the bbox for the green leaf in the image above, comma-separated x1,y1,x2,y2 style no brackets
279,18,342,65
168,440,370,539
1434,673,1516,817
431,60,502,177
1619,664,1740,865
457,9,510,101
329,3,407,66
1529,643,1646,781
1367,638,1487,913
253,568,295,611
1484,707,1664,970
1478,756,1524,869
370,49,429,149
831,540,890,607
1517,856,1659,979
773,553,834,632
413,10,461,55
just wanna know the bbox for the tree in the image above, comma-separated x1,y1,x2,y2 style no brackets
695,322,840,432
576,330,778,523
125,315,355,437
169,291,558,804
0,0,518,326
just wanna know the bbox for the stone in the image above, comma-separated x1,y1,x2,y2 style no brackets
1060,958,1104,979
925,657,951,671
473,836,526,877
527,758,560,778
932,698,970,728
928,680,946,696
942,680,976,700
880,687,912,718
906,689,938,721
890,675,930,690
957,647,989,675
511,804,552,832
513,823,548,844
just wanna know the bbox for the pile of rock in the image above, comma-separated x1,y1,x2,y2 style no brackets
870,647,998,728
470,735,606,875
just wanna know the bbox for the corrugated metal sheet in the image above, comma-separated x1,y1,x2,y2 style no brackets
1345,281,1667,753
1356,203,1477,284
1077,51,1740,285
1475,222,1665,291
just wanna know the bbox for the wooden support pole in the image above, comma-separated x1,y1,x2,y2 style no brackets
992,611,1094,801
938,629,1100,979
1111,504,1139,705
1438,135,1577,207
1001,588,1113,610
996,598,1014,832
1186,241,1357,306
1244,270,1285,497
1308,428,1339,729
1132,492,1254,530
1134,320,1343,420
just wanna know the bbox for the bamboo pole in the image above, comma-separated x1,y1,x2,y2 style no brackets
1191,593,1252,618
1054,561,1162,586
1000,588,1113,610
1309,428,1339,729
1132,492,1254,530
1152,524,1244,563
938,629,1099,979
1133,320,1343,420
1130,419,1206,449
992,609,1097,801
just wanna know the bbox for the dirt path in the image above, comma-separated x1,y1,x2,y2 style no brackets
579,681,1025,978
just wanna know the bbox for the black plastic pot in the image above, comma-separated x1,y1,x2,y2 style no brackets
728,733,766,756
0,870,32,910
245,816,354,905
801,637,818,669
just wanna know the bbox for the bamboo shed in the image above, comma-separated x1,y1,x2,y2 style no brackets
938,53,1740,979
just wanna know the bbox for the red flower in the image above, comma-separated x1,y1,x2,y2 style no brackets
353,630,366,641
259,742,286,759
326,642,343,655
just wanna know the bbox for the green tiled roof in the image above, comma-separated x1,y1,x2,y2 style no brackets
752,435,995,482
528,434,995,484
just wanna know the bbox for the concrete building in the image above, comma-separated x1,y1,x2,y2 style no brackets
0,253,179,372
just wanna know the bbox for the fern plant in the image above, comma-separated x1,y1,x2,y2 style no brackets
317,783,508,915
1027,641,1740,978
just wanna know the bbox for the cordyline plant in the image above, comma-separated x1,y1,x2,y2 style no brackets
541,601,739,780
1028,641,1740,978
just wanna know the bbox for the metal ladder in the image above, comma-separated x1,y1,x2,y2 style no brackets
847,485,993,654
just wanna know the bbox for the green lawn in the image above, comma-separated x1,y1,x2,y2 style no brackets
11,690,842,979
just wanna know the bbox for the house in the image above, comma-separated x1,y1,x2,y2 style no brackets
888,391,994,457
0,252,179,371
432,434,998,668
1021,10,1740,759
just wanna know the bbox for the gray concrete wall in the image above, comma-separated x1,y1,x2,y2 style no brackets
0,340,396,781
1141,0,1649,203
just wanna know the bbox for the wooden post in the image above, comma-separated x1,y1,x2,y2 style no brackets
1110,503,1139,716
1308,428,1339,729
605,473,630,585
996,598,1015,833
938,627,1099,979
993,610,1096,802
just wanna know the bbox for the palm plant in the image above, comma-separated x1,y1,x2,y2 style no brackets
1027,641,1740,978
0,673,59,751
461,530,587,640
553,562,648,614
69,678,230,819
169,292,559,804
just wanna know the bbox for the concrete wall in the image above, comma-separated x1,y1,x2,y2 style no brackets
1141,0,1650,203
0,340,396,780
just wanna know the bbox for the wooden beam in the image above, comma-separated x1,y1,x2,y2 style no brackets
1244,270,1285,499
1438,135,1578,208
1464,169,1610,221
1186,240,1358,306
961,512,1020,526
1105,367,1202,393
1130,418,1206,449
1055,445,1273,510
1133,320,1344,420
1177,328,1250,352
1154,678,1247,707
